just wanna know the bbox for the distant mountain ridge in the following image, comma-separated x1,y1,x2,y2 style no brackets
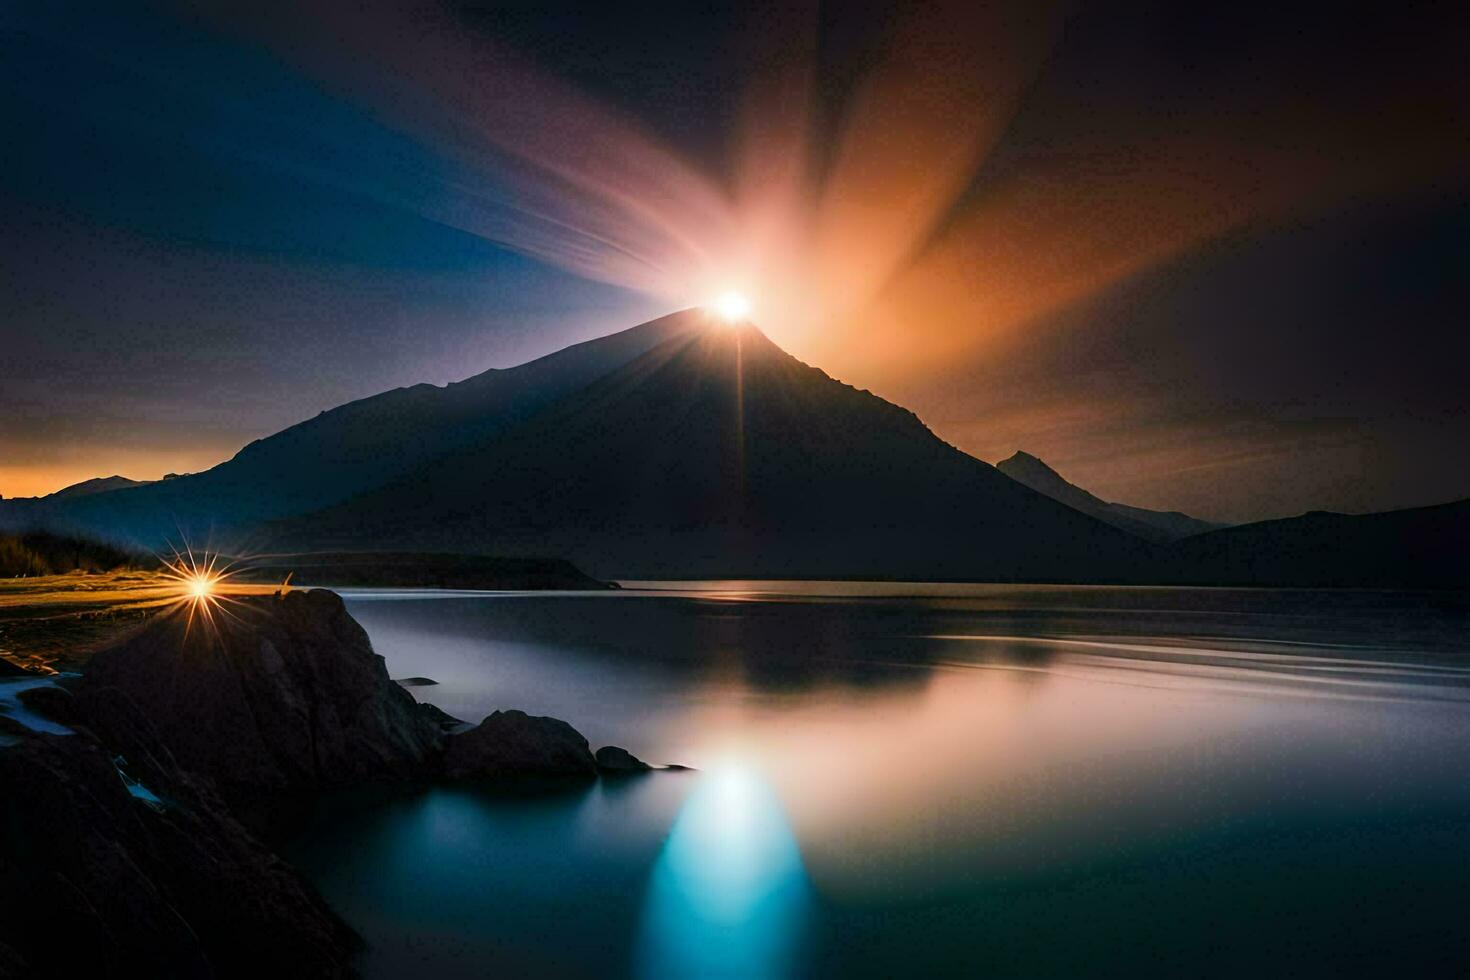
1164,497,1470,587
996,451,1224,542
1,475,151,504
274,323,1156,581
48,475,151,500
7,309,1465,587
7,311,701,544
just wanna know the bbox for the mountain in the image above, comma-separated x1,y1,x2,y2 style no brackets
46,475,151,500
0,475,149,508
19,311,701,546
11,309,1459,586
1163,497,1470,587
273,323,1157,581
996,451,1224,542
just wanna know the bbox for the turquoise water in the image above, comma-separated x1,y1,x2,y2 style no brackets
285,584,1470,977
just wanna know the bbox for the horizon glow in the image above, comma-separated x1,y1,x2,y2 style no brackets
3,3,1464,520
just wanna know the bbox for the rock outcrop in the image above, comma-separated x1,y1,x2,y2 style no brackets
15,684,79,727
68,589,442,824
0,942,29,978
595,744,652,772
2,588,679,977
444,709,599,779
0,728,356,978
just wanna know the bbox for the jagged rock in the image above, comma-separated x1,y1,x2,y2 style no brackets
595,745,652,772
15,684,78,727
0,942,28,979
417,701,467,733
443,709,598,779
68,589,441,823
0,729,356,978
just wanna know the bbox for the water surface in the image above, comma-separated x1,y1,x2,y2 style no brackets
285,583,1470,977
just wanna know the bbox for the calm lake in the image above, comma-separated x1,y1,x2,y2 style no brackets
284,583,1470,978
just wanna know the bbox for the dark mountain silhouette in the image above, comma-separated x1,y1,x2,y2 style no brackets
19,311,702,546
1162,497,1470,587
274,324,1156,581
0,476,149,519
12,309,1460,587
997,451,1224,542
45,475,151,500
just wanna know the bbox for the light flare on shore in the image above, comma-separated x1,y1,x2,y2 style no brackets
159,546,255,639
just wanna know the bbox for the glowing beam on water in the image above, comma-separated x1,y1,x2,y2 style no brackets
637,762,810,979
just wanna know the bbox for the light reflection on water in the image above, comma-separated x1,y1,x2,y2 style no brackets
283,584,1470,977
637,762,810,979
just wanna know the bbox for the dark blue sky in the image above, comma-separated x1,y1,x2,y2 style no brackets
2,1,1466,520
1,2,673,497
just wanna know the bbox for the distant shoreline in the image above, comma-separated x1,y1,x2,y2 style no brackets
0,554,611,673
230,551,613,592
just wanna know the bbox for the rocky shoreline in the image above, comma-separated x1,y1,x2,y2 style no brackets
0,589,665,978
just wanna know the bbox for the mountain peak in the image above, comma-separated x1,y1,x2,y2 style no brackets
27,310,714,544
997,450,1223,542
279,322,1151,580
47,475,150,500
999,450,1061,478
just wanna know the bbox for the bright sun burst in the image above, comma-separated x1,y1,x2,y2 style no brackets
163,550,224,601
710,290,752,323
160,547,238,637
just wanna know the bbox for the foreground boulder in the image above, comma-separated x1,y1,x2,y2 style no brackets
0,728,356,978
15,685,79,728
444,709,599,778
69,589,441,823
0,943,26,978
595,745,652,772
1,587,687,978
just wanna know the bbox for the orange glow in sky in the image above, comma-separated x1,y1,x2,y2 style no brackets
7,1,1463,516
238,0,1457,384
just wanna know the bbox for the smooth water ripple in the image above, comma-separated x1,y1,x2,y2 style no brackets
284,584,1470,978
